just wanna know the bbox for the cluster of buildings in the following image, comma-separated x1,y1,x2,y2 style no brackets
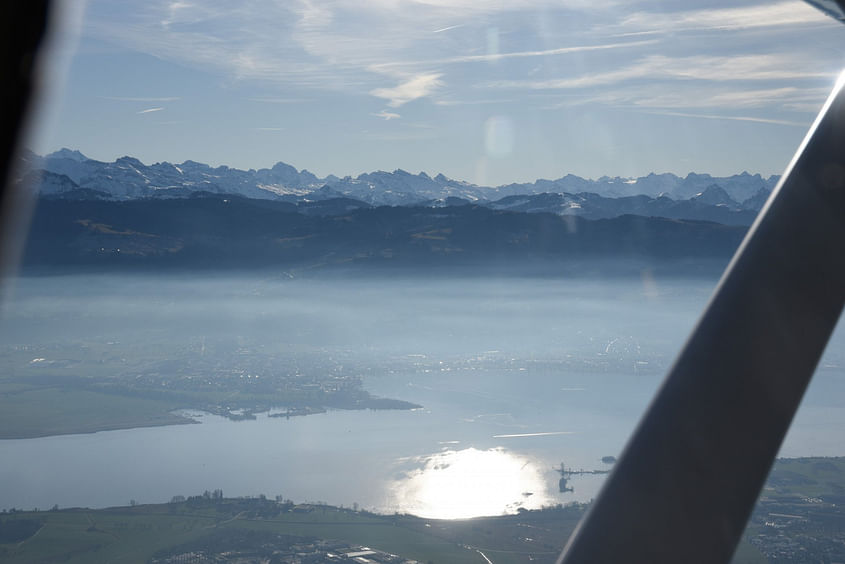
152,540,418,564
748,496,845,562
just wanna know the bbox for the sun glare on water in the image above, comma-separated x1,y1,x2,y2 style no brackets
390,447,553,519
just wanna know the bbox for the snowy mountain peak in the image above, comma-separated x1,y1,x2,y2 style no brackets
690,184,738,207
116,156,145,167
28,149,781,209
46,148,89,162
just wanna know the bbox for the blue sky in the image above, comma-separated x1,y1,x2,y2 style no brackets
32,0,845,185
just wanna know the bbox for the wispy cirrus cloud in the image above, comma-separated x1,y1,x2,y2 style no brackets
435,98,513,106
371,73,443,107
102,96,181,102
550,84,830,112
248,97,310,104
695,86,813,108
83,1,839,107
161,1,194,29
617,1,834,34
372,109,401,120
490,54,831,91
367,39,658,73
640,110,807,127
86,1,353,89
69,0,845,181
85,0,621,97
137,107,165,114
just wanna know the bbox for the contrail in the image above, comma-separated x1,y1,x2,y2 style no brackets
493,431,575,438
432,24,464,33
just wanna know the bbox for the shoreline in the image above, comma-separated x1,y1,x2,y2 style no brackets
0,412,198,441
0,399,422,441
3,455,843,514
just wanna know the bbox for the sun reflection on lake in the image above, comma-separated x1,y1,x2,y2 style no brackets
389,447,553,519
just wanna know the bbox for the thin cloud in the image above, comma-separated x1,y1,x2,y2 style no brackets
442,38,658,64
493,431,575,438
84,0,836,119
372,109,401,120
783,101,826,112
371,73,443,107
490,54,832,90
161,1,194,29
137,107,164,114
609,30,663,38
702,86,804,107
85,5,353,90
432,24,464,33
549,84,831,113
642,110,807,127
361,129,438,141
403,122,435,130
435,98,513,106
368,39,657,72
102,96,181,102
248,97,310,104
76,0,844,172
619,1,833,33
85,1,621,96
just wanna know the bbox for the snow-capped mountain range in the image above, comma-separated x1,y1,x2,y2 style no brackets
22,148,778,215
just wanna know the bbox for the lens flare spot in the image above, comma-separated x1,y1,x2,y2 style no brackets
484,116,514,157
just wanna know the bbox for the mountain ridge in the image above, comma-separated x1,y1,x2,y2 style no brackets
22,149,778,209
23,197,747,274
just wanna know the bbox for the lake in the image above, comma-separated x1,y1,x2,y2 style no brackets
0,273,842,518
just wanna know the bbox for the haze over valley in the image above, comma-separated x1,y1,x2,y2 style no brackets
8,0,845,559
3,153,844,523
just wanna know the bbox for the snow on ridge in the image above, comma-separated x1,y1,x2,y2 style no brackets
31,149,778,206
256,184,312,197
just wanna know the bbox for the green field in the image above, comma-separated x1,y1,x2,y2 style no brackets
0,333,418,439
0,494,769,564
763,457,845,498
0,500,502,564
0,341,193,439
7,458,844,564
0,387,191,439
